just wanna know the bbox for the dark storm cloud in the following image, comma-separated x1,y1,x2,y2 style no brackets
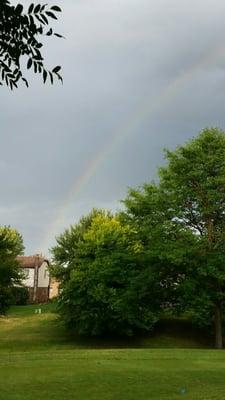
1,0,225,254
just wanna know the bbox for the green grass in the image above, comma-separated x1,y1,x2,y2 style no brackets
0,349,225,400
0,304,212,351
8,302,57,317
0,305,224,399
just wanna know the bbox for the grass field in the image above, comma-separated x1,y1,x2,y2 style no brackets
0,304,225,399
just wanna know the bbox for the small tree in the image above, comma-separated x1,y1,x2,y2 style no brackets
0,1,62,89
0,226,24,314
51,210,160,336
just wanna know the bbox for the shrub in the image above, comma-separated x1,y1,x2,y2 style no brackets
11,286,29,305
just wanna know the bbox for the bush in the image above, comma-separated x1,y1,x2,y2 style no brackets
0,286,12,314
11,286,29,305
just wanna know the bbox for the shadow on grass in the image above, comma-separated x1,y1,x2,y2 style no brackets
2,304,214,351
65,317,213,349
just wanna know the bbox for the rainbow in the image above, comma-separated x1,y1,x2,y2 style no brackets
40,41,225,253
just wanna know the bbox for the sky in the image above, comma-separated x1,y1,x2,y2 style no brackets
1,0,225,256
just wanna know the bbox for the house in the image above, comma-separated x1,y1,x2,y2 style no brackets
17,255,50,303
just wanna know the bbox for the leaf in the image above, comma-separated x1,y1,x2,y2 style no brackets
29,15,34,26
46,11,58,20
51,6,62,12
41,14,48,24
28,3,34,14
58,75,63,84
46,28,53,36
49,72,53,84
43,69,48,83
52,66,61,73
34,4,41,13
34,49,43,61
54,33,64,39
35,15,45,25
27,59,32,69
40,4,47,12
38,26,43,34
15,4,23,15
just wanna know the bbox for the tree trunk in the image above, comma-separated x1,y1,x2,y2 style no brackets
214,304,223,349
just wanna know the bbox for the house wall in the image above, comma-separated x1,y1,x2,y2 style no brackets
38,262,50,287
20,262,50,303
28,287,49,303
21,268,34,287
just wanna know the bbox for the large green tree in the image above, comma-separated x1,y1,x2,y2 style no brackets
124,128,225,349
51,210,160,336
0,226,24,314
0,1,62,89
161,128,225,349
123,184,197,312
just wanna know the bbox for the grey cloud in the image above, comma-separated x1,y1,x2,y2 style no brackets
1,0,225,254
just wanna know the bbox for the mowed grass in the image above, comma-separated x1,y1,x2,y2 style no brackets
0,304,225,399
1,303,212,351
1,349,225,400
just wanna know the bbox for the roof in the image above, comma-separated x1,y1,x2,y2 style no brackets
17,255,49,269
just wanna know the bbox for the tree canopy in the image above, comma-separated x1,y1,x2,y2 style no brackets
160,128,225,348
124,127,225,348
51,210,161,336
0,1,62,89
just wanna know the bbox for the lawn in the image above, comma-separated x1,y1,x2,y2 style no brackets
0,304,225,399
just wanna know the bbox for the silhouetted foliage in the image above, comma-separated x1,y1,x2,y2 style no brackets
0,1,63,89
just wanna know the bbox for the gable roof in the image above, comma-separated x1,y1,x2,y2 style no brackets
17,255,49,269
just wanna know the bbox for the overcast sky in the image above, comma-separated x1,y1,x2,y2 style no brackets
1,0,225,255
